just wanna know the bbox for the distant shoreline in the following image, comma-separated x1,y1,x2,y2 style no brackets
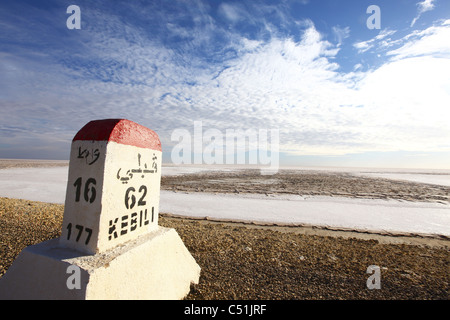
2,158,450,173
0,159,69,169
2,158,450,189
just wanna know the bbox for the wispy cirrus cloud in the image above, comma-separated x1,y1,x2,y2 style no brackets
411,0,436,27
332,26,350,46
353,29,397,53
388,19,450,59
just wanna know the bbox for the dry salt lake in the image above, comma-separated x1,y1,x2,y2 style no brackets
0,161,449,238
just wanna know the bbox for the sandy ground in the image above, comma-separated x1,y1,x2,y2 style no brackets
0,159,449,299
0,159,68,170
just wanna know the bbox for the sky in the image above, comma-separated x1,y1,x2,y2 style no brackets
0,0,449,169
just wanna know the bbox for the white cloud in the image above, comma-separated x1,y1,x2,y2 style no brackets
348,22,450,154
411,0,436,27
332,26,350,46
353,29,396,53
387,22,450,59
218,3,245,23
354,55,450,147
353,63,363,71
418,0,436,11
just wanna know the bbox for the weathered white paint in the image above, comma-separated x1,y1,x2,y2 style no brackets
60,140,162,254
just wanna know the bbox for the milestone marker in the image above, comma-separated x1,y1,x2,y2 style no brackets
0,119,200,300
60,119,162,254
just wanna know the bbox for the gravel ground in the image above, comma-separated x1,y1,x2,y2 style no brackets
0,197,448,300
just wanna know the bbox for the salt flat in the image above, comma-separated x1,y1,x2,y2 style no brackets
0,164,449,236
161,191,450,236
0,167,68,204
353,172,450,187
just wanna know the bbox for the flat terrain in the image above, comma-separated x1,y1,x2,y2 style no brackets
161,169,450,204
0,197,448,300
0,160,448,299
0,159,68,170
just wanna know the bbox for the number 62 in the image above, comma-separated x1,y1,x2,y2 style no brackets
124,185,147,209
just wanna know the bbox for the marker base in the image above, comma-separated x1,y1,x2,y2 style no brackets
0,227,200,300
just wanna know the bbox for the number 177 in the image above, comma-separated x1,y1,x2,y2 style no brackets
66,223,92,245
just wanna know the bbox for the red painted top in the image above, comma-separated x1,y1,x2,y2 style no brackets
73,119,162,151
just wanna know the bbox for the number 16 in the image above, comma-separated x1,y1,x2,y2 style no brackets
73,177,97,203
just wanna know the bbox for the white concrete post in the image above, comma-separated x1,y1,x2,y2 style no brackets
0,119,200,300
60,119,162,254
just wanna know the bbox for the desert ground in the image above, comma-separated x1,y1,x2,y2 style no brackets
0,159,448,299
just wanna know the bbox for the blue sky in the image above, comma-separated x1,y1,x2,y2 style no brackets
1,0,449,168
